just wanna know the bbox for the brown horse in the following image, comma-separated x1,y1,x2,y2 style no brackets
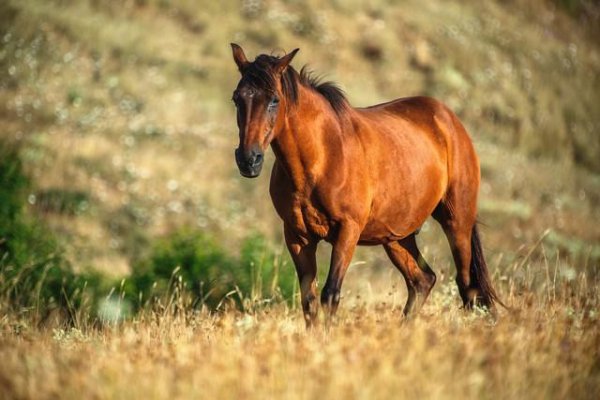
230,44,502,326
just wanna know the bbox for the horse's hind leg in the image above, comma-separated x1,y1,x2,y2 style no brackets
432,110,500,310
433,200,475,306
433,193,498,309
384,235,436,316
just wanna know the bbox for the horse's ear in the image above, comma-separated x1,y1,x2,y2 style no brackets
275,48,299,74
231,43,249,73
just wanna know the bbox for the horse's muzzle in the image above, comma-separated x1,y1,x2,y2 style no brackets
235,147,263,178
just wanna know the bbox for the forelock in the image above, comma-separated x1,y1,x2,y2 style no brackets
237,52,299,105
240,55,280,93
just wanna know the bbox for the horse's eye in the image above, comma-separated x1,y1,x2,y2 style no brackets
269,97,280,107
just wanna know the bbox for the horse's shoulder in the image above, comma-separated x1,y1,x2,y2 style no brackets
269,161,290,195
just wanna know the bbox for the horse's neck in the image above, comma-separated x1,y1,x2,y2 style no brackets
271,86,345,189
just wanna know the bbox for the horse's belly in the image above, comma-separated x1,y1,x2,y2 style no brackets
358,218,419,244
359,164,446,244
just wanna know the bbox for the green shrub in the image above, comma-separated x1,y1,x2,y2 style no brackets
0,141,99,320
240,233,296,304
125,229,297,311
125,229,235,309
0,142,28,226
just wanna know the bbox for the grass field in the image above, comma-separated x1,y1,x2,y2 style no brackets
1,263,599,399
1,0,599,398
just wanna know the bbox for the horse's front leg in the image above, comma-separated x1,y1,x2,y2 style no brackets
284,226,319,328
321,222,361,317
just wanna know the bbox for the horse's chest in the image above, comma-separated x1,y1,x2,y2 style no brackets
270,164,333,240
277,194,331,240
297,201,330,239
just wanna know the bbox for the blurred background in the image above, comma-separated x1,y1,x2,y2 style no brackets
1,0,599,316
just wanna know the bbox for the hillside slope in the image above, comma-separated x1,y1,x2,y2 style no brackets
1,0,599,276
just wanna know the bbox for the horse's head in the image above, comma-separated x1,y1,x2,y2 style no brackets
230,43,299,178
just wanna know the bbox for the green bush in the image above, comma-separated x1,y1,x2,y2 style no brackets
125,229,235,309
239,233,296,304
0,142,99,320
125,229,297,311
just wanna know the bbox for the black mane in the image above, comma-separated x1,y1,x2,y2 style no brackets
241,54,349,116
298,66,349,115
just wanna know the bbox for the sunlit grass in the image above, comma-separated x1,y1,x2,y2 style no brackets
1,0,599,398
0,257,598,400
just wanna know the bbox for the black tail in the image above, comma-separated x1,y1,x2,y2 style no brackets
470,224,506,309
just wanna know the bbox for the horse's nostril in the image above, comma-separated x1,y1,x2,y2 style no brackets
247,152,263,167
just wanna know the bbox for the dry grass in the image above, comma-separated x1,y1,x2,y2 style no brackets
1,263,598,400
1,1,599,398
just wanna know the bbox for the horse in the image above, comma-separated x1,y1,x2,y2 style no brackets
229,43,503,326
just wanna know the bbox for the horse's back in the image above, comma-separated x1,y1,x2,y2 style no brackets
361,95,445,118
355,95,455,188
358,95,478,187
